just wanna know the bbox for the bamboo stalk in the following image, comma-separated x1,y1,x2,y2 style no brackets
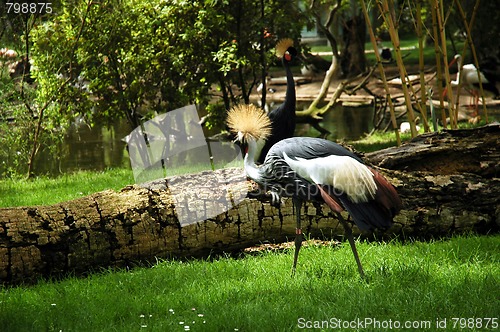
435,0,456,128
378,0,417,137
451,5,466,122
430,0,447,129
360,0,400,145
416,0,429,132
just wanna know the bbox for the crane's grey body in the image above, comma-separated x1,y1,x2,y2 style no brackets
247,137,395,231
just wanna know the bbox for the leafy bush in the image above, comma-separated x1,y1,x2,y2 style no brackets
30,0,306,129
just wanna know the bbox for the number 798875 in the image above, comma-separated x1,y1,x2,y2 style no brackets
6,2,53,14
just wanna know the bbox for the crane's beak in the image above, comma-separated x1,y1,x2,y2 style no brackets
285,47,298,62
233,131,248,155
449,55,458,68
231,131,244,143
236,131,245,143
449,58,456,67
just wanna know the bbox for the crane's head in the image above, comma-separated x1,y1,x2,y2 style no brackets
276,38,297,63
449,54,462,68
226,104,272,143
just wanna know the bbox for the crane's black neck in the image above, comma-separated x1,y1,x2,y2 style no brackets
282,57,296,116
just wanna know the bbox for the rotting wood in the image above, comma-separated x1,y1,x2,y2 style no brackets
0,124,499,285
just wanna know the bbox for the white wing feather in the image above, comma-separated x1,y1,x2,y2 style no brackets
283,152,376,203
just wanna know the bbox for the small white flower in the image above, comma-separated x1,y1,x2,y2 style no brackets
140,314,145,318
197,314,204,317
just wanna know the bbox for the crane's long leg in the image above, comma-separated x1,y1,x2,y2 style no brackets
335,212,365,279
291,198,303,275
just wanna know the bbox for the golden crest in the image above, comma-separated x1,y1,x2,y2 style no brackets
226,104,272,142
275,38,294,58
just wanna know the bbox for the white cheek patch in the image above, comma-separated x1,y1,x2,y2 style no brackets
253,137,266,162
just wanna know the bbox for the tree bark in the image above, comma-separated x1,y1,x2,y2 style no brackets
1,124,499,285
340,14,366,77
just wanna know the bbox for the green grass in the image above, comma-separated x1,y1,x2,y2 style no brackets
0,160,245,208
349,130,416,152
0,168,134,208
0,235,498,331
310,39,421,54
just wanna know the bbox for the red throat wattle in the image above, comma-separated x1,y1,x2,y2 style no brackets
285,53,291,61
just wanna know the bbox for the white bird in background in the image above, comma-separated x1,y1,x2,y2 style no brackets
376,38,393,62
256,76,275,96
399,122,420,134
447,54,500,112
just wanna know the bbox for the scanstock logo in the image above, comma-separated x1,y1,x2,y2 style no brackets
124,105,247,226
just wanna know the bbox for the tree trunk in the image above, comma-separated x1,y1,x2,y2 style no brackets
1,124,499,285
340,14,366,77
299,58,341,118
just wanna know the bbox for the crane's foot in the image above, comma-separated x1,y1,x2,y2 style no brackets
246,189,282,207
269,191,282,208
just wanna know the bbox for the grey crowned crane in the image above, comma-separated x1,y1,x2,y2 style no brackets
255,39,298,164
227,104,402,278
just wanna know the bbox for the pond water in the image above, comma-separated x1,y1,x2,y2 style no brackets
34,120,131,176
296,102,374,140
32,103,374,176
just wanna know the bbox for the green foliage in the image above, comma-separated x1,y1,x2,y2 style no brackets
0,235,498,331
0,70,65,178
0,104,32,177
30,0,307,130
0,73,24,176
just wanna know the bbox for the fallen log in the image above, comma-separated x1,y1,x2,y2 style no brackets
1,124,499,285
366,122,500,177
